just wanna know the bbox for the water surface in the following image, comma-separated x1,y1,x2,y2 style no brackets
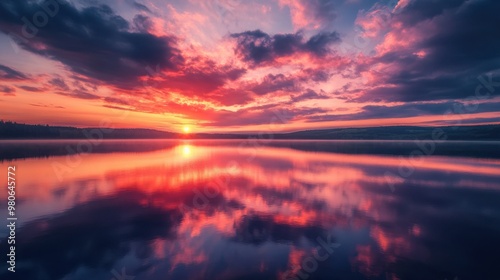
1,140,499,280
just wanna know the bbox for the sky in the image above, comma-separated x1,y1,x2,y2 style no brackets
0,0,499,133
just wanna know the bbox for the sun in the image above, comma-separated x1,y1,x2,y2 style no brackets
183,125,190,133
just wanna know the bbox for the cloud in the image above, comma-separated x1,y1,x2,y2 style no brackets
394,0,464,25
146,59,247,98
1,0,499,129
61,89,101,99
206,105,328,126
116,98,327,127
279,0,339,30
355,3,392,39
305,31,342,55
356,0,500,103
304,100,500,123
0,85,15,96
49,77,70,91
291,89,330,102
0,64,28,80
130,0,152,13
0,1,182,88
249,73,299,95
17,85,43,92
132,14,154,33
231,29,341,65
206,88,255,106
29,103,65,109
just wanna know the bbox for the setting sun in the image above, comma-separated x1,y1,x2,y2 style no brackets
183,126,191,133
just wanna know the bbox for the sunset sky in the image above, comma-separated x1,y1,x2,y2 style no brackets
0,0,499,133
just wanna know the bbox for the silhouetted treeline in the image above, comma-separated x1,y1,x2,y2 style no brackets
277,125,500,141
1,120,499,140
0,121,176,139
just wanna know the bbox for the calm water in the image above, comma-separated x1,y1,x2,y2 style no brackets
1,140,500,280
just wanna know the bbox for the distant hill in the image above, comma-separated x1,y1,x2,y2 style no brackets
0,121,177,139
0,121,499,140
276,125,500,141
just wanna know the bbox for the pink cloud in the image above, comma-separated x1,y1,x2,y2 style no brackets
355,4,392,39
278,0,337,30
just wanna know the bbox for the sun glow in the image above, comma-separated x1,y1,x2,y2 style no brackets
183,126,191,133
182,145,192,156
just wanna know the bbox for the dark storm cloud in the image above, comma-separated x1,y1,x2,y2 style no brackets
360,0,500,102
231,29,340,65
0,0,182,88
0,64,28,80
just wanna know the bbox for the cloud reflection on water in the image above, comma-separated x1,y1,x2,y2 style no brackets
0,141,499,280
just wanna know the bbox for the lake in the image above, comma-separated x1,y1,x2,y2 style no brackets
1,140,499,280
